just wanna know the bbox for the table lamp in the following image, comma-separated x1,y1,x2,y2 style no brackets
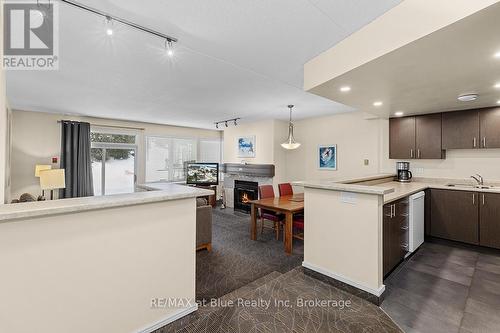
35,165,52,199
39,169,66,200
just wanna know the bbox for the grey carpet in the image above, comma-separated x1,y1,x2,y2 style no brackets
157,208,403,333
196,207,304,301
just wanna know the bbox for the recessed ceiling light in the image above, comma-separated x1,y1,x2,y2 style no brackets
495,52,500,58
340,86,351,92
394,111,404,117
458,94,478,102
497,100,500,104
495,83,500,89
373,101,383,107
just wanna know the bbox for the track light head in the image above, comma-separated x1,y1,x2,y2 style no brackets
234,119,237,126
105,16,113,36
225,121,228,128
215,123,219,129
166,40,174,57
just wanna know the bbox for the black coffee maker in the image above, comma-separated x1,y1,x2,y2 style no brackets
396,162,412,182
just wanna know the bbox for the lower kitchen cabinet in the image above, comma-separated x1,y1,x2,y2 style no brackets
480,193,500,249
383,198,409,277
430,189,479,245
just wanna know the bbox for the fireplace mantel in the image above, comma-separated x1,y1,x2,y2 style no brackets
221,163,275,178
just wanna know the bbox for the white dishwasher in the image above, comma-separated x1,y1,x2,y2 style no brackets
408,191,425,253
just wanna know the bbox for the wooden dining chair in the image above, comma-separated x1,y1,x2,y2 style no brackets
278,183,293,196
258,185,284,240
292,216,305,240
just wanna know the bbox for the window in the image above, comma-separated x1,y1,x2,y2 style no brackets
146,137,197,182
91,130,138,195
199,139,222,163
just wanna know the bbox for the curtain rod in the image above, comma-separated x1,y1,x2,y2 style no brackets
57,120,145,131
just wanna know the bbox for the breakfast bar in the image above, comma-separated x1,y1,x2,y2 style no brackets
0,184,212,333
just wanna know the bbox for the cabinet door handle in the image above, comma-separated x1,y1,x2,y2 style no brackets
410,149,414,159
483,137,487,148
472,194,475,205
417,149,421,159
473,137,477,148
482,194,485,206
393,204,396,217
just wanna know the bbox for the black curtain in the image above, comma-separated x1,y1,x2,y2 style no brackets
59,121,94,198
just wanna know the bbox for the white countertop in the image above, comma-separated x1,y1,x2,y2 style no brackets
0,183,213,223
295,174,500,202
382,178,500,204
296,174,396,195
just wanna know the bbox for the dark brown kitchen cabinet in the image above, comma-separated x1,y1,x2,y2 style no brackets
416,114,445,159
383,198,409,277
442,110,480,149
479,193,500,249
389,117,415,159
389,115,444,159
479,107,500,149
430,189,479,245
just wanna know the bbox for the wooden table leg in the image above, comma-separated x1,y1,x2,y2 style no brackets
251,203,257,241
284,212,293,254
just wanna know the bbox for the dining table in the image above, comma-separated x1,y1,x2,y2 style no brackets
249,193,304,254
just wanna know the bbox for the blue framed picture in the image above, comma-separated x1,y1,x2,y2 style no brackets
318,145,337,170
237,136,256,158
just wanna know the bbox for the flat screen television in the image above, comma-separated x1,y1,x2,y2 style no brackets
186,163,219,186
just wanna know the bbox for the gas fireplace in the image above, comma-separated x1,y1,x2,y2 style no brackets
234,180,258,213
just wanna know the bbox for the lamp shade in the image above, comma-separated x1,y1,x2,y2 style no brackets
35,165,52,177
39,169,66,190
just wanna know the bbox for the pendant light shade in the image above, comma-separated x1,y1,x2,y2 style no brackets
281,105,301,150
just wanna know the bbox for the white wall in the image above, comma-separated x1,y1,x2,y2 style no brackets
0,3,5,204
10,110,221,199
0,198,197,333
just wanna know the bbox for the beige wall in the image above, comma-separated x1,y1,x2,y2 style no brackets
286,112,381,183
0,198,197,333
10,110,221,199
303,187,384,295
227,112,500,187
0,3,5,204
223,119,288,187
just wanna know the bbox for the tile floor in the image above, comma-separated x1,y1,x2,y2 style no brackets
382,239,500,333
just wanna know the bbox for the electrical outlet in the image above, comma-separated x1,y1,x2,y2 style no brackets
364,159,369,166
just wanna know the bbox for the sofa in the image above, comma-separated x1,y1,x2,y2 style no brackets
196,198,212,251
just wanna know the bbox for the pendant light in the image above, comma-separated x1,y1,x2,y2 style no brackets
281,105,301,150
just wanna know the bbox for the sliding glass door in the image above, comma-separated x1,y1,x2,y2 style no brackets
91,132,137,195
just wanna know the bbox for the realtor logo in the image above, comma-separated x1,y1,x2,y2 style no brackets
3,1,59,70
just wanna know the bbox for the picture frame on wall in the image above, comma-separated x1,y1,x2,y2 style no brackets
318,145,337,170
237,136,256,158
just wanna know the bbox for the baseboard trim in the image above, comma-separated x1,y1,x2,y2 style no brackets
302,262,385,297
137,304,198,333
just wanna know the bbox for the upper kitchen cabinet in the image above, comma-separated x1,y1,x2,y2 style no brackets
389,114,444,159
415,114,445,159
479,107,500,149
442,109,480,149
389,117,415,159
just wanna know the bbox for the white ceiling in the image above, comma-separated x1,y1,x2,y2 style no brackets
6,0,402,129
309,2,500,118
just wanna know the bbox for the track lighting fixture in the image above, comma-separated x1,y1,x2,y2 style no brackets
60,1,178,45
214,118,241,129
